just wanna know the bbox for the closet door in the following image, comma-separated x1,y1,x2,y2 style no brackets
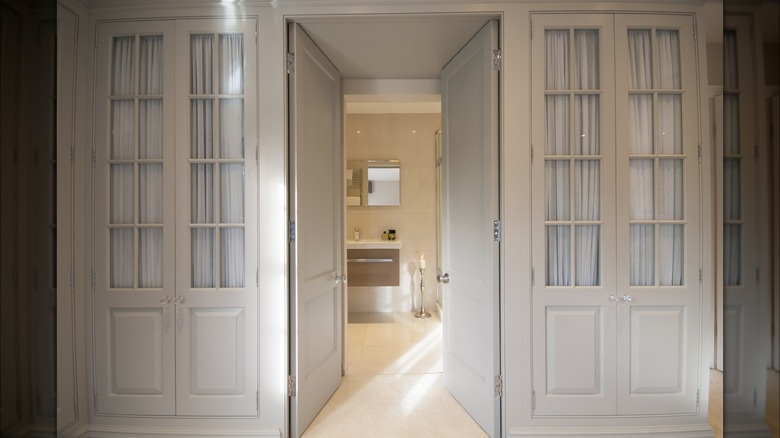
614,14,701,415
174,19,258,416
530,14,617,416
93,21,177,415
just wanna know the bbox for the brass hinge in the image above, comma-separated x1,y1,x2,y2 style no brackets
288,375,296,397
494,375,503,397
286,53,295,74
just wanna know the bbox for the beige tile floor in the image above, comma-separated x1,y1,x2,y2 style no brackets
301,312,488,438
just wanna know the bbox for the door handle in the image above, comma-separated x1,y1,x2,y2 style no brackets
621,295,633,303
437,273,450,284
608,295,619,302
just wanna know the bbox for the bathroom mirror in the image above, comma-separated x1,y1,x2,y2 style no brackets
346,160,400,207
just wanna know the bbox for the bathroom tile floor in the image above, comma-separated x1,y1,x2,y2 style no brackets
301,311,488,438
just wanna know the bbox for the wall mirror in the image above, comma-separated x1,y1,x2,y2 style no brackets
346,160,400,206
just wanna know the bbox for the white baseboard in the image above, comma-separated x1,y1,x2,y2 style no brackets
82,425,281,437
508,424,715,437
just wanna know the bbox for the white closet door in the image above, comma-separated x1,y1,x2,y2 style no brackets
93,21,177,415
614,14,701,415
288,23,344,437
441,20,500,436
530,14,617,416
174,19,259,416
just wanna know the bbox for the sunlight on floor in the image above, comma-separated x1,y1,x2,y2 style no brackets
301,312,487,438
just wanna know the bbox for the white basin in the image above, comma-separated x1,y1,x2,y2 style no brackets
346,239,402,250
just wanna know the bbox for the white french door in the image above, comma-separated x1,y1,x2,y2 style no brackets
288,22,344,437
93,18,258,417
531,13,701,417
440,20,501,437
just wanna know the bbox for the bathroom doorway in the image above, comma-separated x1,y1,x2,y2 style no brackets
288,15,501,438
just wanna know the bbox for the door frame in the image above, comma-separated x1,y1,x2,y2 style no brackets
284,12,504,438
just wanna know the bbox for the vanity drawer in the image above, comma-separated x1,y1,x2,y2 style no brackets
346,248,400,286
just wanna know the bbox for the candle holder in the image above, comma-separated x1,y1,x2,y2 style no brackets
414,266,431,319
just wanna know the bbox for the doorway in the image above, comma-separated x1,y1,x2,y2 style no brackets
288,14,501,438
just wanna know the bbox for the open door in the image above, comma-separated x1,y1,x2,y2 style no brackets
288,23,344,437
440,20,501,437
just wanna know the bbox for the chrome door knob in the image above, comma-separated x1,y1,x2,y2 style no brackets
608,295,619,302
437,273,450,284
621,295,633,303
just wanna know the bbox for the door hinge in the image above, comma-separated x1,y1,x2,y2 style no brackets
698,266,703,284
493,220,502,242
531,266,535,287
530,144,534,164
70,144,75,166
91,148,96,168
288,221,296,243
531,390,536,410
494,375,503,397
287,375,296,397
697,144,701,163
286,52,295,74
696,388,700,408
492,49,502,71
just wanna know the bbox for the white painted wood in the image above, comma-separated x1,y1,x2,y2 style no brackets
614,13,701,416
93,20,177,416
173,18,259,417
530,13,618,417
288,22,343,437
440,20,499,437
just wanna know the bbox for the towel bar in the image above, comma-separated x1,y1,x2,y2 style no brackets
347,258,393,263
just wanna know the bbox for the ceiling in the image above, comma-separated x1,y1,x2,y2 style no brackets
297,15,494,80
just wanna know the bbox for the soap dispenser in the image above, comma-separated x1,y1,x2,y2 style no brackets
354,227,360,241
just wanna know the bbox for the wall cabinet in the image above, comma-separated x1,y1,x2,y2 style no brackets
530,13,702,417
91,18,258,417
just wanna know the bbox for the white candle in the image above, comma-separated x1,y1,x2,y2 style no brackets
419,253,426,269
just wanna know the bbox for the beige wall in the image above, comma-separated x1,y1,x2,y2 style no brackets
346,113,440,313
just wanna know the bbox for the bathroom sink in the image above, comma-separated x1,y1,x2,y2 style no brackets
346,239,402,250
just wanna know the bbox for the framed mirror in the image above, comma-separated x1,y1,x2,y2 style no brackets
346,160,400,206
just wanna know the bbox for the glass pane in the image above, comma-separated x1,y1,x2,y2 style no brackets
221,228,244,288
220,99,244,158
724,224,741,285
191,34,214,94
546,95,570,155
110,164,134,224
546,225,570,286
630,224,655,286
139,36,163,95
723,30,738,90
220,34,244,94
658,159,683,220
575,225,600,286
111,100,135,159
221,164,244,223
574,29,599,90
139,228,162,288
628,29,653,89
575,160,600,220
545,160,570,221
139,100,163,159
657,30,681,89
139,164,162,224
191,99,214,159
110,228,133,288
191,163,214,223
659,224,684,286
723,158,741,221
574,95,600,155
545,29,569,90
629,94,654,154
112,37,134,95
658,94,682,154
192,228,214,288
724,94,740,155
629,159,654,220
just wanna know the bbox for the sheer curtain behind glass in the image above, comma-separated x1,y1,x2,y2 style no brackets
545,29,601,287
110,35,164,289
627,29,684,286
190,33,245,288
